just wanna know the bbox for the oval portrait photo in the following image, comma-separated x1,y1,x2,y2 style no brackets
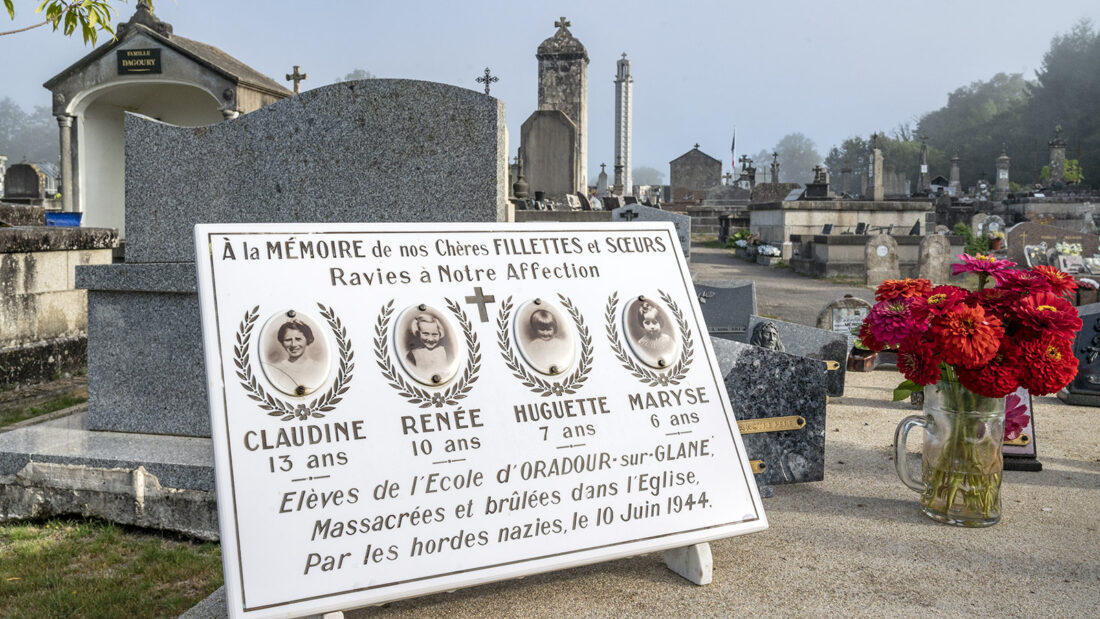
395,304,462,387
514,298,576,376
259,310,332,397
623,296,682,370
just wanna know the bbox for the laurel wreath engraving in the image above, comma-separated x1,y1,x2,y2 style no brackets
374,299,481,408
496,295,593,397
234,304,354,422
605,290,694,387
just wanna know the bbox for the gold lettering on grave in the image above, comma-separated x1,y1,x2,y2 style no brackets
749,460,767,474
737,415,806,435
1004,435,1031,447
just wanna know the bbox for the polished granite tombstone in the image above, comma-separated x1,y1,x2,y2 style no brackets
693,280,756,340
611,204,691,259
710,337,827,497
737,316,848,397
1058,301,1100,406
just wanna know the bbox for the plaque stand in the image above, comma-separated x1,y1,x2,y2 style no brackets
662,542,713,585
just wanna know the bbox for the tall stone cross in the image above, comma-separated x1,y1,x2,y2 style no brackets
723,172,733,185
555,16,571,30
285,65,307,94
476,67,499,95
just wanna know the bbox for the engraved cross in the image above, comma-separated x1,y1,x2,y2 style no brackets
285,65,307,94
464,287,496,323
618,210,639,222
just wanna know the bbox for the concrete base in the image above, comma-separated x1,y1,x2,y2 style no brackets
662,542,713,585
0,411,217,539
1056,390,1100,407
181,587,343,619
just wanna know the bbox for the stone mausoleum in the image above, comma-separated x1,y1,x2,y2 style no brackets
43,1,290,234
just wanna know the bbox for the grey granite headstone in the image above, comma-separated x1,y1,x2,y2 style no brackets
611,204,691,259
710,337,827,498
864,234,899,286
737,316,848,397
76,79,508,437
693,280,756,340
1058,302,1100,407
816,296,872,348
1007,222,1099,268
918,233,951,284
971,213,988,236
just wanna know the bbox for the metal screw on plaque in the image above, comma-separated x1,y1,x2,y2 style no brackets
658,358,666,368
295,385,306,396
431,374,441,384
418,304,427,311
549,365,559,374
286,310,296,317
533,298,542,305
638,295,646,302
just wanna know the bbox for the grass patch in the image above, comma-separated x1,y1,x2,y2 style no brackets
822,275,866,286
0,517,222,618
0,394,87,430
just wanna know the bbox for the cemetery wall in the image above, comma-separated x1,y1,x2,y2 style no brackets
1005,199,1097,232
789,234,965,279
0,227,116,385
750,200,934,245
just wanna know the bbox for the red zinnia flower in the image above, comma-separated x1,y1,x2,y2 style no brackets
897,335,942,385
1014,292,1082,340
1019,334,1078,395
910,285,969,323
1003,391,1031,441
875,278,933,302
1032,265,1078,299
867,297,925,347
995,269,1053,296
951,253,1016,277
858,321,886,352
931,304,1003,368
956,341,1021,397
973,287,1020,320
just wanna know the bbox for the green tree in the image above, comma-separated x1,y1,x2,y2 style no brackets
0,97,57,164
2,0,131,44
771,133,822,184
343,68,375,81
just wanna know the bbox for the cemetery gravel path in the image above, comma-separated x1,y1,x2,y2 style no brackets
688,242,876,326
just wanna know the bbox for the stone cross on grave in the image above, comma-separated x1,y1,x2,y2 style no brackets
555,16,571,30
476,67,499,95
723,172,733,185
739,154,750,171
464,287,496,323
694,143,700,149
285,65,307,94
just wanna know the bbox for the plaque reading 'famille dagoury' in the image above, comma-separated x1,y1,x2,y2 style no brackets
195,222,767,618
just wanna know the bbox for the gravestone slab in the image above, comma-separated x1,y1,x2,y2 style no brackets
77,79,509,437
738,316,848,397
816,296,872,348
693,280,756,340
601,195,625,210
1003,387,1042,472
710,337,827,497
984,215,1005,236
865,234,899,286
918,234,951,284
971,213,988,236
125,80,507,263
612,204,691,259
2,163,46,199
1006,222,1099,269
1058,301,1100,407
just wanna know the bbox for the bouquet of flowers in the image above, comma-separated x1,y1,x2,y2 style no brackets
757,244,781,257
1055,241,1083,256
734,239,748,249
862,254,1082,520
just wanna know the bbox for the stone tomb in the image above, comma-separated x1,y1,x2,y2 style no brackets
611,204,691,259
1058,301,1100,407
816,296,872,348
75,79,507,438
710,337,827,497
918,233,951,284
737,316,848,397
693,280,756,340
865,234,900,286
1006,222,1099,269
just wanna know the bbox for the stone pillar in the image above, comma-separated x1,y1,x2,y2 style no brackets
1048,126,1067,187
840,162,851,195
57,115,74,213
994,147,1010,200
870,148,884,201
918,137,930,192
770,153,780,184
948,150,961,196
613,53,632,192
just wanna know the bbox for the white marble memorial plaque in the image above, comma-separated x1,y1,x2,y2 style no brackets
195,223,767,618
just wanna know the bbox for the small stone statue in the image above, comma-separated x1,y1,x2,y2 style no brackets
749,321,785,353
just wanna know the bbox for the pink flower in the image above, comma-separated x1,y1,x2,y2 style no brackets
867,297,925,347
1004,392,1031,441
952,253,1016,277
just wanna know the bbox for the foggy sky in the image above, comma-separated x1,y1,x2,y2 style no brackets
2,0,1098,180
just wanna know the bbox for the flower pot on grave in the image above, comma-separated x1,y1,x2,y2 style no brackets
756,255,781,266
848,348,876,372
989,238,1003,251
1076,289,1098,306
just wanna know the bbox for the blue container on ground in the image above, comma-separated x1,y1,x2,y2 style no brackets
45,212,83,227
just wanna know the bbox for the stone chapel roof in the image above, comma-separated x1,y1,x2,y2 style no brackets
44,3,290,97
536,17,588,60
